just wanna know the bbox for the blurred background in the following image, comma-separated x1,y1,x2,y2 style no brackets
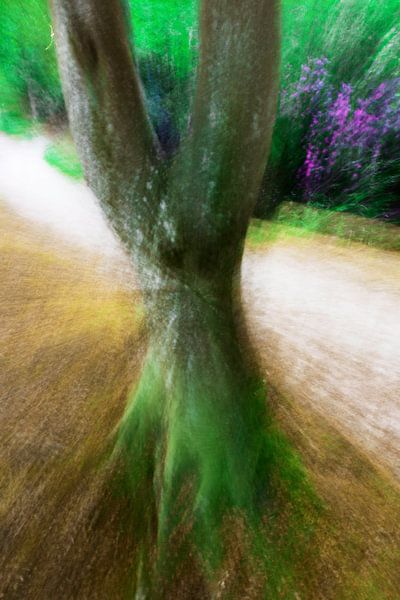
2,0,400,221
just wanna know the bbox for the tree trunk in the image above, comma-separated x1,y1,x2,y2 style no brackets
112,230,274,595
50,0,281,595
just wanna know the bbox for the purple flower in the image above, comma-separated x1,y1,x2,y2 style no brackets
284,57,400,202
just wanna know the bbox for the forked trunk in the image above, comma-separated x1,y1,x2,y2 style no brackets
50,0,281,595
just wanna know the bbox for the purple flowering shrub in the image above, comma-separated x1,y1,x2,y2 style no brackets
265,58,400,221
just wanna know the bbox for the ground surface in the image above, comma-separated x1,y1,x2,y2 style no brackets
1,134,400,598
243,235,400,482
2,132,399,482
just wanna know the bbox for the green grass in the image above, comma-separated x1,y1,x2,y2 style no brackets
43,138,83,180
248,201,400,251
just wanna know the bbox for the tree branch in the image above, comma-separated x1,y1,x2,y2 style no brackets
50,0,162,246
170,0,281,261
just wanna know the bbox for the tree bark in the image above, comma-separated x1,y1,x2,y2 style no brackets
50,0,281,595
50,0,162,248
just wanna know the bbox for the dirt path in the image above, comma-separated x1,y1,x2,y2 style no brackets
243,239,400,482
1,133,399,482
0,133,118,255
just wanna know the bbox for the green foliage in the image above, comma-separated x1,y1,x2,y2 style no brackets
4,0,400,221
0,107,32,137
0,0,196,137
281,0,400,92
262,0,400,219
0,0,64,131
130,0,197,76
131,1,197,139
